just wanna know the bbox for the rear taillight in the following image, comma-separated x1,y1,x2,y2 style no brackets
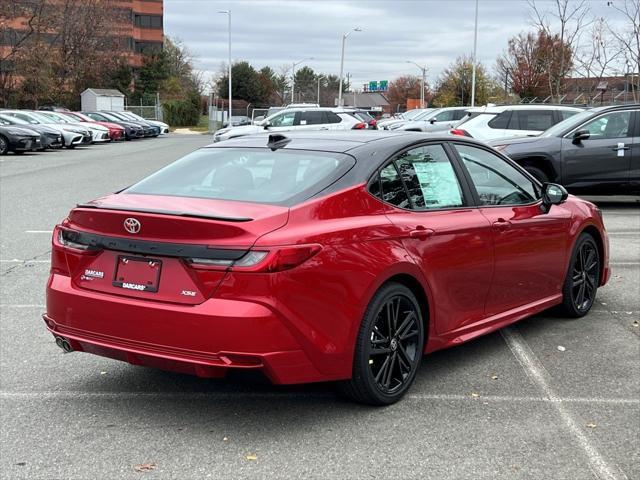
369,119,377,128
450,128,472,137
187,244,321,273
352,122,367,130
56,228,96,252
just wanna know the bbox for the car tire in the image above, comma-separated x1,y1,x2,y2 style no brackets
0,135,8,155
559,233,600,318
524,166,549,183
338,282,424,406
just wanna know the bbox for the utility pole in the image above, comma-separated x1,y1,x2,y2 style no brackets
407,61,427,108
218,10,232,123
504,68,510,103
470,0,479,107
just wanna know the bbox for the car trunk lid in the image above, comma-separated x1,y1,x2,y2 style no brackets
60,193,288,304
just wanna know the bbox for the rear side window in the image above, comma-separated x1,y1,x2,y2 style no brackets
511,110,555,131
326,112,342,124
370,144,464,210
380,164,410,209
559,110,580,121
487,111,511,129
300,111,326,125
125,148,354,205
452,110,468,121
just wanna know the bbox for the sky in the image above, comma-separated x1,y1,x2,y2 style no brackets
163,0,631,91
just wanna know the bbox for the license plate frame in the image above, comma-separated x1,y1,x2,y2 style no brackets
113,256,162,293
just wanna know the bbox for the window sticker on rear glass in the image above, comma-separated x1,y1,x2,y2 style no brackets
413,161,463,208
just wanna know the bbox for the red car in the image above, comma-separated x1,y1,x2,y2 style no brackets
44,132,609,405
65,112,125,141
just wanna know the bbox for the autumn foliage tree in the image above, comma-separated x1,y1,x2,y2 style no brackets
387,75,424,110
431,56,495,107
496,30,572,100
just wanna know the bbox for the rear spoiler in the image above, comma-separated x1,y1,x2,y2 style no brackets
75,204,253,222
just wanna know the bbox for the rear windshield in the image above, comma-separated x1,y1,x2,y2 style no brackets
124,147,355,205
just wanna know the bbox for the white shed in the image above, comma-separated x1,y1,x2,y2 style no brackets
81,88,125,112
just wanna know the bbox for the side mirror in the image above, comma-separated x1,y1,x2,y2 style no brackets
429,118,437,124
541,182,568,212
572,129,590,144
261,120,271,129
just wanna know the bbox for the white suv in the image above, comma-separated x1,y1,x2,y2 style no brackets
214,108,361,142
451,105,584,141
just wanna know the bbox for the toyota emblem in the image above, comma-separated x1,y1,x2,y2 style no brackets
123,217,141,234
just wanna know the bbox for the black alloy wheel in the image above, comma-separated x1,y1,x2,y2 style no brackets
0,135,8,155
561,233,600,317
339,283,424,405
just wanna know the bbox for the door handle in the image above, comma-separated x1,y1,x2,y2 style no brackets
492,218,511,232
611,146,630,151
408,226,435,240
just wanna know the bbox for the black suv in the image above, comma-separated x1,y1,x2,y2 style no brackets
490,104,639,194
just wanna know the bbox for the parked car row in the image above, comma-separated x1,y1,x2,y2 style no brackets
0,108,170,155
212,103,639,195
213,107,375,142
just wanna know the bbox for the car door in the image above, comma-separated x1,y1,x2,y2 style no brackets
631,110,640,190
424,110,457,132
371,143,494,334
560,109,635,190
297,111,330,131
452,143,571,316
266,110,299,132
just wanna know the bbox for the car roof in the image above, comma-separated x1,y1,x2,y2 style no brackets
204,130,487,154
466,104,585,114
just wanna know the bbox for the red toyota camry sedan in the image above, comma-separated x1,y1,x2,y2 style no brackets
44,132,609,405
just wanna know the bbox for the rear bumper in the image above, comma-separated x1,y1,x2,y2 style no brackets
44,274,327,384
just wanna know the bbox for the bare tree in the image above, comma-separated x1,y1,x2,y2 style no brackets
527,0,592,100
606,0,640,101
574,17,622,99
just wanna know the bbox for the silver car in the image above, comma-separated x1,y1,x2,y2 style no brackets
392,107,470,132
3,110,89,148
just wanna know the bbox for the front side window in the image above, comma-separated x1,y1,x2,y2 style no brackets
580,111,632,139
432,110,454,122
125,148,353,205
326,112,342,124
455,144,538,206
269,111,297,127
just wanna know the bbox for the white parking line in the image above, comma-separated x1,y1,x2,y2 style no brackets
24,230,53,234
0,305,45,308
0,260,49,263
607,232,640,236
0,391,638,404
501,327,627,480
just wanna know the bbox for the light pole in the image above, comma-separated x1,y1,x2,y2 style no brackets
406,61,427,108
317,75,325,105
470,0,479,107
338,27,361,107
218,10,232,124
291,57,313,104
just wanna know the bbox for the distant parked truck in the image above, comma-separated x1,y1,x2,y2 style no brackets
81,88,125,112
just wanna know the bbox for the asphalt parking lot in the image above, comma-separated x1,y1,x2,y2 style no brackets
0,135,638,480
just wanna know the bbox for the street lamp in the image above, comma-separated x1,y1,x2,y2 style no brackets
470,0,479,107
218,10,232,124
338,27,361,107
406,61,427,108
291,57,313,103
317,74,325,105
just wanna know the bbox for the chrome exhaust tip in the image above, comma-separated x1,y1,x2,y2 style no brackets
55,336,73,353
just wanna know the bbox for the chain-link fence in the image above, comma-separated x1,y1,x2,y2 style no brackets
124,93,163,121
